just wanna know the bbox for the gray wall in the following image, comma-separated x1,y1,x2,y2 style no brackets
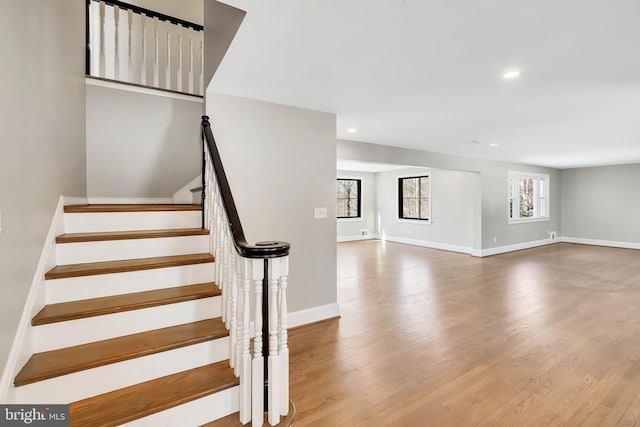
0,0,86,371
338,140,561,250
207,92,337,312
336,171,377,239
86,85,202,198
127,0,204,25
561,164,640,243
377,167,477,249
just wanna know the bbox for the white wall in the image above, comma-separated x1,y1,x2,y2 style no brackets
86,84,203,198
0,0,86,372
207,92,337,314
376,167,477,252
336,171,377,240
338,139,561,251
561,164,640,244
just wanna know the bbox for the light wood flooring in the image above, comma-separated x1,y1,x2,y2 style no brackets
287,241,640,426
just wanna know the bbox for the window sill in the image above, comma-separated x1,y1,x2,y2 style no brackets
396,218,432,225
508,217,550,225
338,217,363,223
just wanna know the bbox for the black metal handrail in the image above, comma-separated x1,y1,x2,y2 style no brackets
201,116,290,259
89,0,204,31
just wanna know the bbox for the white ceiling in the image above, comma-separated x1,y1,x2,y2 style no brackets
213,0,640,169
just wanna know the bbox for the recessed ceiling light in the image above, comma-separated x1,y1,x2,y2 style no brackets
347,128,357,133
503,70,520,79
488,143,500,147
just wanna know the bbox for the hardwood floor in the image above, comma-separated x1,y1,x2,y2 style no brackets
288,241,640,426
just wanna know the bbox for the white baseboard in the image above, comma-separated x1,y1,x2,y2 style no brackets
560,236,640,250
288,303,340,329
382,235,473,255
337,234,380,243
86,76,204,103
477,238,557,257
87,197,174,204
0,196,66,403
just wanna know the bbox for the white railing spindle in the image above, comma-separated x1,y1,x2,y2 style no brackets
268,259,281,426
251,259,265,427
165,30,171,89
176,32,183,92
140,13,147,85
99,1,106,78
240,258,252,424
278,257,290,416
113,5,120,80
127,9,133,81
188,37,194,94
153,17,159,87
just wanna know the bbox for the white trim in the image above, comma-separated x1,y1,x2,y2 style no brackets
337,234,380,243
508,217,550,225
396,218,432,225
0,196,66,403
476,238,556,257
337,217,363,223
560,236,640,250
288,303,341,329
382,235,472,255
86,197,174,204
63,196,88,205
86,77,204,103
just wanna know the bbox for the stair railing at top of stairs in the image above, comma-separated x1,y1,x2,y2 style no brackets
200,115,291,426
86,0,205,96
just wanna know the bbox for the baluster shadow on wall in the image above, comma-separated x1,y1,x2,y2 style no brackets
86,0,204,96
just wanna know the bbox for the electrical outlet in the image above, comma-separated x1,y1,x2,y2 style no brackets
493,236,497,243
360,229,368,236
550,231,557,239
314,207,327,219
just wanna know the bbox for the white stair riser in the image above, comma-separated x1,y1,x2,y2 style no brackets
11,338,230,404
33,298,221,352
123,385,239,427
47,263,215,303
56,235,209,265
64,211,201,233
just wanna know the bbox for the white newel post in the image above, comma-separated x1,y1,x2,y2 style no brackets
252,259,265,427
278,256,290,416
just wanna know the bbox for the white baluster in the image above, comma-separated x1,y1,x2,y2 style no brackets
165,29,171,89
199,39,204,95
252,258,265,427
176,32,183,92
153,17,159,87
90,1,99,76
140,13,147,85
268,258,281,426
220,232,228,324
99,1,106,78
225,236,233,329
278,256,290,415
188,37,194,94
240,259,252,425
234,255,243,376
229,254,239,370
113,5,120,80
127,9,133,82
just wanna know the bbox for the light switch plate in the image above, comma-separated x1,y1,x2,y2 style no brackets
314,207,327,219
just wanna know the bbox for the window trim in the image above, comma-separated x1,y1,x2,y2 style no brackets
397,174,432,223
336,178,362,219
508,171,550,224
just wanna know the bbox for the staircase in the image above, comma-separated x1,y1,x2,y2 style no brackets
12,204,243,426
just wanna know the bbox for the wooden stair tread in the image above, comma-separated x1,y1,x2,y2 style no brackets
32,283,220,325
200,400,296,427
69,361,238,427
64,204,202,213
15,319,228,387
56,228,209,243
45,253,214,280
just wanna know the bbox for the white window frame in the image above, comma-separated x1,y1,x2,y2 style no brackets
508,171,550,224
397,173,432,225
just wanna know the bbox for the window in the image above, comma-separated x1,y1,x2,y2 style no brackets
508,172,549,223
398,175,431,221
336,179,361,218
